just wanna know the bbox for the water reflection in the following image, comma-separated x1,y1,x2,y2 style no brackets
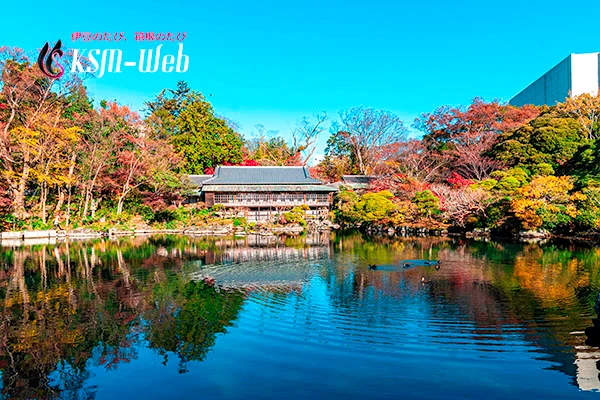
0,236,248,398
192,233,330,291
325,235,600,393
0,233,599,398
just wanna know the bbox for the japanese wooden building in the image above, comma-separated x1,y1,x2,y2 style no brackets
189,166,337,221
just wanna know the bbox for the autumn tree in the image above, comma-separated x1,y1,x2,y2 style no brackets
78,103,120,218
392,139,449,183
431,184,492,227
98,104,181,215
0,47,91,218
510,175,581,231
326,106,407,175
415,98,539,180
31,117,81,223
311,153,354,182
557,92,600,140
142,140,184,210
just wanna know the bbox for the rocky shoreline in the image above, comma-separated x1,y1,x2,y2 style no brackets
352,223,600,245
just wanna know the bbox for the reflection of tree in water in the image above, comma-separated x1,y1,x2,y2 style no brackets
0,236,246,398
144,273,244,373
0,243,139,399
326,233,600,391
325,233,460,305
4,233,600,396
330,231,454,265
423,244,600,390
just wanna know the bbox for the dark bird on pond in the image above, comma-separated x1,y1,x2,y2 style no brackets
403,263,411,268
368,264,377,270
421,276,431,284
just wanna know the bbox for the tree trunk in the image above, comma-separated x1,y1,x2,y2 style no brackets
117,194,126,215
65,152,76,227
82,188,90,218
13,163,30,219
66,190,72,227
54,188,65,216
39,181,48,223
83,164,103,218
117,180,131,215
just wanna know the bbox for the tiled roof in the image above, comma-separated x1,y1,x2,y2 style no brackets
188,175,214,187
203,166,323,185
342,175,375,184
341,175,375,189
202,184,337,192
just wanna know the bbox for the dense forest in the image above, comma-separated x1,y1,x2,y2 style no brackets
1,46,600,237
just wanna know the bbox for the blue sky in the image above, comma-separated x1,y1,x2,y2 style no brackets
2,0,600,157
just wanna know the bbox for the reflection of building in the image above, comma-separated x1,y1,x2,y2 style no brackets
188,166,337,222
510,53,600,107
574,345,600,391
191,233,331,290
205,234,330,265
217,244,329,265
572,318,600,391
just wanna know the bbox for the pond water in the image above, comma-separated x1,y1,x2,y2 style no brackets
1,233,600,399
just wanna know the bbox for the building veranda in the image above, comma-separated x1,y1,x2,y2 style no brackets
188,166,337,222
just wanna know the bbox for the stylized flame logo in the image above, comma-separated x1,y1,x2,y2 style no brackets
37,40,64,79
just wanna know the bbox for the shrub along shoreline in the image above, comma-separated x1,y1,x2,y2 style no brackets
0,204,339,244
4,216,597,246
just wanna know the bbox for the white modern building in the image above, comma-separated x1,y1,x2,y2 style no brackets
510,53,600,107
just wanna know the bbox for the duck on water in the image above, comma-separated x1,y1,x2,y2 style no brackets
369,260,442,271
401,260,442,269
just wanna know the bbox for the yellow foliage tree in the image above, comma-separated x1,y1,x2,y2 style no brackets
558,92,600,140
511,175,580,230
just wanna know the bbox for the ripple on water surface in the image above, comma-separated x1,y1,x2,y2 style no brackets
3,235,600,399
